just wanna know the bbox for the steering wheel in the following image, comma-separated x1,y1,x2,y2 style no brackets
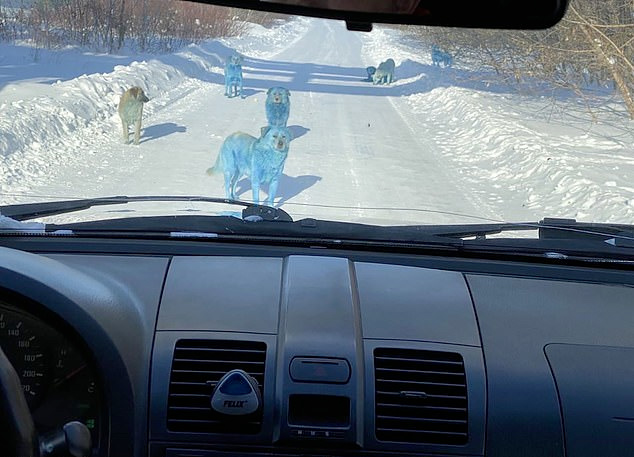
0,345,92,457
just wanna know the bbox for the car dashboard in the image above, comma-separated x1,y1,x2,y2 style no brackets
1,237,633,457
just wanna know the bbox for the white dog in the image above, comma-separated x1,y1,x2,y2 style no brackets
118,87,150,145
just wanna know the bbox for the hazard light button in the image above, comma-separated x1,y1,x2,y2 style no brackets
289,357,351,384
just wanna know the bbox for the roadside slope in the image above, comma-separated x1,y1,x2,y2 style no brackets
0,18,310,201
361,26,634,224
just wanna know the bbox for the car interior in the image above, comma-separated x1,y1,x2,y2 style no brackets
3,1,634,457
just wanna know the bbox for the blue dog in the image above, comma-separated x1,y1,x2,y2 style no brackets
224,54,244,98
431,45,453,67
207,126,291,206
364,66,376,81
265,87,290,129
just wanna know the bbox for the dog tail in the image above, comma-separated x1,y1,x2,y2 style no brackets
206,154,223,175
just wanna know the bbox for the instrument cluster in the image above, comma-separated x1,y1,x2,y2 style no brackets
0,300,102,455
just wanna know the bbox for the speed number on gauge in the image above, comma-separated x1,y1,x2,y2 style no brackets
0,303,102,448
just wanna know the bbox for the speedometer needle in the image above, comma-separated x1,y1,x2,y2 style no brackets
53,364,87,388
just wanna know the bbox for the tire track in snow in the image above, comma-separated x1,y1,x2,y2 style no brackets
268,19,494,224
384,94,503,223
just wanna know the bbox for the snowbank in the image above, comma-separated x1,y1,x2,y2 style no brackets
361,26,634,224
0,17,310,158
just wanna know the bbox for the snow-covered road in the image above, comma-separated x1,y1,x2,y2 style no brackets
251,20,495,222
0,19,499,225
2,17,634,225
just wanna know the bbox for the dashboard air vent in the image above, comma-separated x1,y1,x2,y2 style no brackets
167,339,266,434
374,348,468,445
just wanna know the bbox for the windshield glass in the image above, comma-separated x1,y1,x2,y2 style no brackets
0,0,633,228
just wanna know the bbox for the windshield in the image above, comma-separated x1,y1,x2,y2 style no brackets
0,0,633,229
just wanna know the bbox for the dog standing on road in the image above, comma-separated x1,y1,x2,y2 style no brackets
431,45,453,67
264,87,291,135
373,58,395,85
207,126,291,206
364,66,376,81
118,86,149,145
225,54,244,98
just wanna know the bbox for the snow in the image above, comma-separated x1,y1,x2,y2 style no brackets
360,26,634,224
1,17,634,226
0,214,45,233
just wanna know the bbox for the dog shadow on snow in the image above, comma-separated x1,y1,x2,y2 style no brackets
140,122,187,144
234,174,322,206
288,125,310,140
238,54,588,101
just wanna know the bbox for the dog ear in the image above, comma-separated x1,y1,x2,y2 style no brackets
267,88,273,95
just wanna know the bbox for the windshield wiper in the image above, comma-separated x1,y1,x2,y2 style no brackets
4,198,634,256
425,217,634,246
0,195,293,222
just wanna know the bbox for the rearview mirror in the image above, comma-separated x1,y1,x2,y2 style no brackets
191,0,568,29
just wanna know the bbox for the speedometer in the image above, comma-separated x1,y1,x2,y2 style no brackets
0,302,102,453
0,309,49,405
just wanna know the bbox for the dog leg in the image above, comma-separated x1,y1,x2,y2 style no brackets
251,173,261,205
231,172,241,200
134,117,142,145
122,121,129,144
224,171,235,200
267,177,280,207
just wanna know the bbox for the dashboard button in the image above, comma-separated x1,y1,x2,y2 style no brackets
289,357,351,383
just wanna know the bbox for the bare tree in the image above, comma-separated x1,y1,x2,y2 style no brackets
405,0,634,119
1,0,273,54
559,1,634,118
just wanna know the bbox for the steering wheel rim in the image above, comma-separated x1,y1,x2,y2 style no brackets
0,344,38,457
